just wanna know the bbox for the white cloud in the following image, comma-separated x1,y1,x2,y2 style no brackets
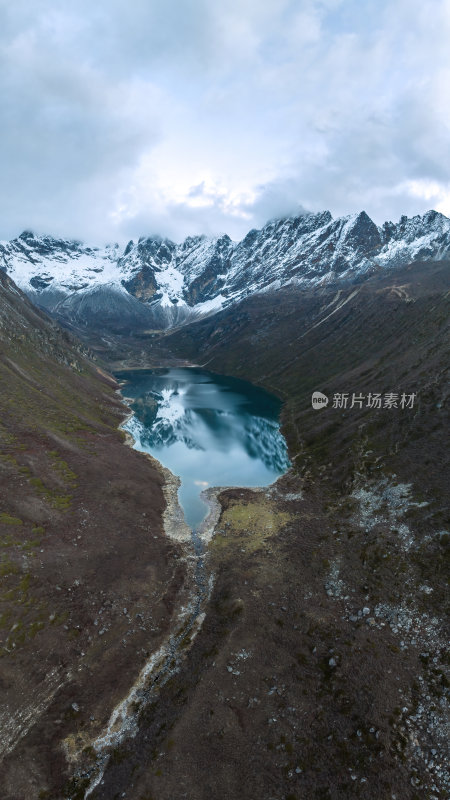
0,0,449,242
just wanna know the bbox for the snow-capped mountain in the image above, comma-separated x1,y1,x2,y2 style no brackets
1,209,449,332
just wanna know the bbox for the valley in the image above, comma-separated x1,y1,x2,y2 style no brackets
0,214,448,799
89,258,449,800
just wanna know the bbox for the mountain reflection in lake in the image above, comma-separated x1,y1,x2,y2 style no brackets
117,368,290,530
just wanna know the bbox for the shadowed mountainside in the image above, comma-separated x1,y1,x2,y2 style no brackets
165,259,449,498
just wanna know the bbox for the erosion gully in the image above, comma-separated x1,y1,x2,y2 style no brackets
72,411,216,799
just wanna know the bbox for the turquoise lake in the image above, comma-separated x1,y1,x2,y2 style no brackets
117,368,290,530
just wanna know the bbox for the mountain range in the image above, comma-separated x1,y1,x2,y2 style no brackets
0,204,449,798
1,209,449,333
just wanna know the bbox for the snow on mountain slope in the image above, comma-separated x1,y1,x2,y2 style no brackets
378,210,450,267
1,209,449,331
0,230,120,290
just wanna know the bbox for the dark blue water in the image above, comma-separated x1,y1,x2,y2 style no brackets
117,368,290,529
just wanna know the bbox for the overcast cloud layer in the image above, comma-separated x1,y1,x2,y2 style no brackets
0,0,449,243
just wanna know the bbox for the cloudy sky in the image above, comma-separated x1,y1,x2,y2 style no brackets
0,0,449,243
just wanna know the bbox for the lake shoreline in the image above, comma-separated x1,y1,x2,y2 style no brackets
116,366,290,531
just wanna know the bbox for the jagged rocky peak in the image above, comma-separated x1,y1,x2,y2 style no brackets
238,210,330,250
375,209,450,267
18,229,35,241
381,209,450,243
9,229,120,263
176,233,234,297
182,235,233,306
119,235,176,272
240,228,258,248
137,235,176,265
345,211,381,246
333,211,382,261
272,209,333,236
180,234,207,251
16,229,85,254
380,220,396,245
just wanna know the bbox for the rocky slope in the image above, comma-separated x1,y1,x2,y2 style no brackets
0,270,193,799
1,209,449,332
